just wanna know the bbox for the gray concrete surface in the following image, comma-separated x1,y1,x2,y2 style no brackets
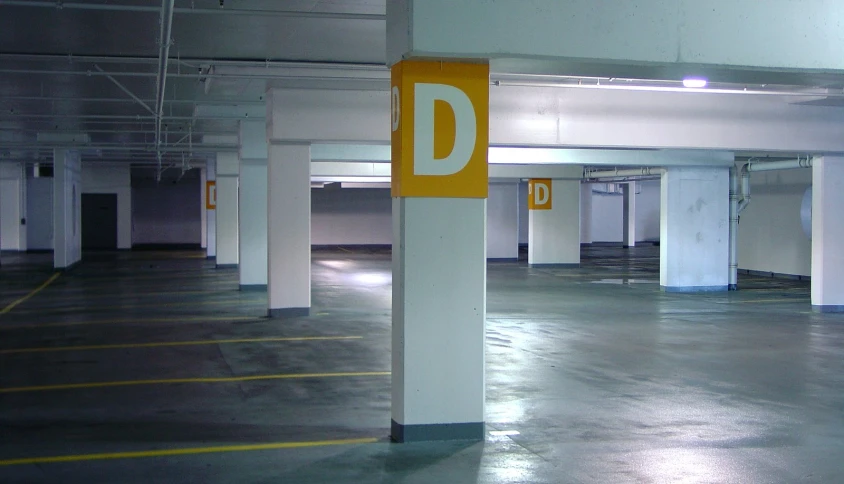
0,246,842,483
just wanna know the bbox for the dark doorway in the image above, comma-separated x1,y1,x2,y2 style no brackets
82,193,118,250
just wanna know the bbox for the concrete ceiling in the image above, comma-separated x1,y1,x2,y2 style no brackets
0,0,839,166
0,0,385,165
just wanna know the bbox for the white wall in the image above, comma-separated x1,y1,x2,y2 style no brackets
738,168,812,277
81,163,132,249
591,191,624,242
131,173,202,246
487,183,519,259
312,187,392,245
590,181,661,243
26,177,52,250
0,163,26,250
518,181,528,245
635,180,661,242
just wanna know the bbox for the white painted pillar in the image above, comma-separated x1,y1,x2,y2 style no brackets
215,152,239,268
267,143,310,317
0,162,26,251
580,182,592,245
200,167,207,250
206,158,217,259
392,197,486,441
528,178,581,267
390,60,488,443
486,182,519,260
53,149,82,269
660,167,729,292
238,120,268,290
811,156,844,312
622,181,636,248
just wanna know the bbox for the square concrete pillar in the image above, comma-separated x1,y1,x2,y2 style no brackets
660,167,729,292
811,156,844,312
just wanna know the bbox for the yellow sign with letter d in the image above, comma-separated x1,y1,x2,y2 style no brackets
390,60,489,198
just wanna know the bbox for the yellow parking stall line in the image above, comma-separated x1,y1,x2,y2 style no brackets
0,437,378,467
0,315,264,331
0,273,61,316
0,371,391,393
15,297,267,314
0,336,363,355
15,289,241,305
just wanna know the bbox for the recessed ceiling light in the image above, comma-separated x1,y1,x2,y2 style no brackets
683,77,708,88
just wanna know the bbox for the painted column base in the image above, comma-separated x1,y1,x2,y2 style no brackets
239,284,267,292
812,305,844,313
391,419,484,442
56,260,82,272
268,307,310,318
529,263,580,269
662,285,728,293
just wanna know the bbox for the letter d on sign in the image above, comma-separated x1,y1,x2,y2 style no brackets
390,60,489,198
413,83,476,176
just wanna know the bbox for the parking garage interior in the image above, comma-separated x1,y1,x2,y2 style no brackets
2,1,844,483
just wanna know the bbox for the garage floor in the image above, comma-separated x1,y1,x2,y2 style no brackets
1,247,842,483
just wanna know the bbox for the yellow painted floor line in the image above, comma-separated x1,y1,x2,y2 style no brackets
0,437,378,467
0,315,263,331
14,298,266,314
0,273,61,316
0,336,363,355
14,289,241,305
0,371,391,393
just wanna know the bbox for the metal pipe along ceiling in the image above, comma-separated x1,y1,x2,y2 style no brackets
584,167,664,179
154,0,175,157
0,1,386,20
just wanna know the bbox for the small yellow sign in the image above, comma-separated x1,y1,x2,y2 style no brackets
528,179,552,210
206,181,217,210
391,60,489,198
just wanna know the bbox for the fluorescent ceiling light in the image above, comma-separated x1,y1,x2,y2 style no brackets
682,77,708,88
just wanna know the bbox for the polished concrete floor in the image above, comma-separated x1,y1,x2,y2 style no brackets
0,246,843,483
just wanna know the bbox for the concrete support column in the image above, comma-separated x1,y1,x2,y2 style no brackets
528,178,581,267
267,143,310,317
200,167,207,250
622,182,636,248
206,158,217,259
811,156,844,312
53,149,82,269
0,162,27,251
487,182,518,260
580,183,592,245
390,60,488,442
215,152,239,268
392,197,486,441
660,167,729,292
238,120,269,290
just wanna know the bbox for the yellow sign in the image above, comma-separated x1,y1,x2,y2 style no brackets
391,60,489,198
206,181,217,210
528,179,552,210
